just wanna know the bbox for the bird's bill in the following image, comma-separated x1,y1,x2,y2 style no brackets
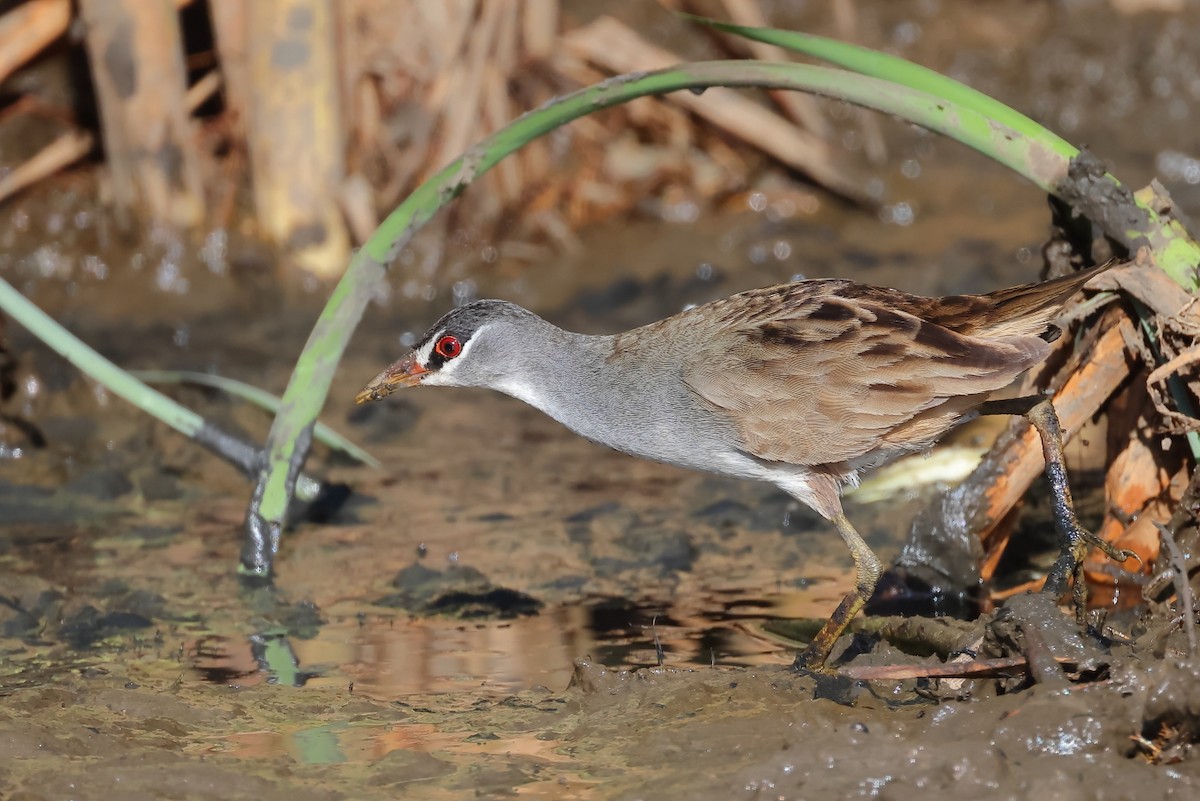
355,354,429,403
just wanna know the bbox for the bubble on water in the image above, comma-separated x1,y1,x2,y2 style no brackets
82,254,108,280
767,197,797,222
1156,150,1200,184
663,199,699,224
893,21,921,46
155,259,190,294
31,245,69,279
881,202,915,227
1058,106,1080,132
901,159,922,179
452,279,477,306
200,229,228,275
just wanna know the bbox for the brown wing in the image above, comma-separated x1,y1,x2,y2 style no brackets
682,286,1051,467
832,260,1112,338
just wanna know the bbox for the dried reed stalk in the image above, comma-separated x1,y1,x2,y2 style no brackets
0,0,70,86
243,0,348,278
78,0,206,229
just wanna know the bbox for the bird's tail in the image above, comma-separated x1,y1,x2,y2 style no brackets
941,260,1118,339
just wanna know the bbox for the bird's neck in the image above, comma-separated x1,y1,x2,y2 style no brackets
490,330,617,433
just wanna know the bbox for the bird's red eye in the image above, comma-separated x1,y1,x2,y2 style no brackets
434,335,462,359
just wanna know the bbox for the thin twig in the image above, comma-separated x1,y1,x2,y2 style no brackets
1146,344,1200,432
1156,521,1197,657
0,130,93,204
838,655,1034,681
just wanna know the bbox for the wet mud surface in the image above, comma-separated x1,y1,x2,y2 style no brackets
4,0,1200,798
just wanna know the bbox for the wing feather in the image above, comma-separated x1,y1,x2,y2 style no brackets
682,286,1050,467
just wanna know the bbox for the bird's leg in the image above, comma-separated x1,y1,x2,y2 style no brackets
978,396,1137,624
793,513,883,671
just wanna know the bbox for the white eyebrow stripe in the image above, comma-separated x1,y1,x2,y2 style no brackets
415,323,494,388
413,329,442,367
430,323,490,379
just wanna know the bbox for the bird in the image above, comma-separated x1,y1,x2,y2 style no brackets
356,262,1126,671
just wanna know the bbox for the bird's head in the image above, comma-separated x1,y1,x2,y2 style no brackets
355,300,540,403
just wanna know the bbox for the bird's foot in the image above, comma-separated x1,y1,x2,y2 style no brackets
791,646,860,703
1043,518,1141,625
791,643,837,675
